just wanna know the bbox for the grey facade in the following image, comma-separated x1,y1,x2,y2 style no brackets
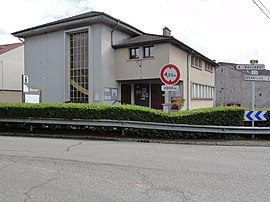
216,62,270,108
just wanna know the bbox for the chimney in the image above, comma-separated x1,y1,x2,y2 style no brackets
163,27,171,36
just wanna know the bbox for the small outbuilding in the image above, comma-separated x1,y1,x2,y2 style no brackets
0,43,24,102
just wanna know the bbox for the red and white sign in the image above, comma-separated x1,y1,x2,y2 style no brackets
160,64,180,85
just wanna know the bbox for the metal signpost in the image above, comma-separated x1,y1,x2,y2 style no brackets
159,64,180,113
238,61,267,127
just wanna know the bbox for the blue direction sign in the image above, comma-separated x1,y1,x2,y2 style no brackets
244,111,268,121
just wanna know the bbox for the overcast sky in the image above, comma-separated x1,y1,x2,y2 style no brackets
1,0,270,68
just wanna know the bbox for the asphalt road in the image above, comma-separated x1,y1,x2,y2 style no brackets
0,136,270,202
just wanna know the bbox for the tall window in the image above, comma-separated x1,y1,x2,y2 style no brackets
191,56,202,69
129,47,139,59
143,46,154,58
205,63,213,72
70,31,89,103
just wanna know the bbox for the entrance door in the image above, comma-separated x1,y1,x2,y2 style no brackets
121,84,131,104
134,84,149,107
151,84,164,109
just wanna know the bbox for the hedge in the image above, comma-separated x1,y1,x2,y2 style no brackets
0,103,268,139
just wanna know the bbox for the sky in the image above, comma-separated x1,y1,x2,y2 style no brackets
1,0,270,68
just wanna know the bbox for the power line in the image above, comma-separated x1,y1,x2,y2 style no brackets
258,0,270,15
252,0,270,20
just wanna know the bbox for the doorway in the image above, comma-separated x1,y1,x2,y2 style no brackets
121,84,131,104
134,84,149,107
151,84,164,109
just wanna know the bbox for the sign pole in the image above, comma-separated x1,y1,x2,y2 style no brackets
163,91,171,113
249,60,258,128
251,81,255,127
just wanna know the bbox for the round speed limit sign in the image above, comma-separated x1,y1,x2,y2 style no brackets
159,64,180,85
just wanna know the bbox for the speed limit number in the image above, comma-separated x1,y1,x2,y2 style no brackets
159,64,180,85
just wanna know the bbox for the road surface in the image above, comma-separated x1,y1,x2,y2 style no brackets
0,136,269,201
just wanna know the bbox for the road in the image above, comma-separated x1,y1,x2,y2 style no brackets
0,136,270,202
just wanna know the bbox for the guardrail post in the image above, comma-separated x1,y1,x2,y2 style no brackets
30,124,33,132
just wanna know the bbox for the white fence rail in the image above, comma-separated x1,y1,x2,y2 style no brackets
0,118,270,135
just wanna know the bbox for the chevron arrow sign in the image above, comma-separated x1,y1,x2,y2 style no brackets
244,111,268,121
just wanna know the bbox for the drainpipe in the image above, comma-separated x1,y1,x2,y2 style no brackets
186,50,194,110
111,20,120,46
18,38,25,44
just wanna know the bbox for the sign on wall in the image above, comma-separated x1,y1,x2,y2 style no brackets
104,87,118,101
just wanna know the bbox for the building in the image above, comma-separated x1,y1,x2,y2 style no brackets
216,62,270,108
0,43,24,102
12,11,216,110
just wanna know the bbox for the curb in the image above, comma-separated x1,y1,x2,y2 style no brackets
1,131,270,147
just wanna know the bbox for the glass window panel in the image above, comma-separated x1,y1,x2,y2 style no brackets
70,31,89,103
150,47,154,57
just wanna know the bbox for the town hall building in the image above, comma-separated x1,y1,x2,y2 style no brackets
13,11,217,110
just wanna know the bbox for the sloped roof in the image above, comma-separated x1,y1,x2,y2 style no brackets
218,62,270,75
12,11,144,38
114,34,217,66
0,43,23,55
113,34,173,47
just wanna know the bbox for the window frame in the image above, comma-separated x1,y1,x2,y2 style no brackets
191,56,202,69
143,46,154,58
129,47,139,59
205,62,214,72
69,31,89,103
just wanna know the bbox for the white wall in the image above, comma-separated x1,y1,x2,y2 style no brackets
0,45,24,103
0,45,24,90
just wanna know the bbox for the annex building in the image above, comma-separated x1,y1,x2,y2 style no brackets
216,62,270,108
0,43,24,102
13,11,217,110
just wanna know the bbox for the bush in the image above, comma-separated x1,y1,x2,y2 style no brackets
0,103,268,139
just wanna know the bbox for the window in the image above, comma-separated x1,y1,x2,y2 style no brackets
191,56,202,69
70,31,89,103
192,83,214,99
205,63,213,72
129,47,139,59
143,46,154,58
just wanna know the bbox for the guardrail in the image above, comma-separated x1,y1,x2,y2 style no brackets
0,117,269,135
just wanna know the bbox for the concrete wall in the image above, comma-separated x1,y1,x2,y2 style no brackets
25,32,65,103
216,64,270,108
216,64,242,106
90,24,130,104
25,23,131,104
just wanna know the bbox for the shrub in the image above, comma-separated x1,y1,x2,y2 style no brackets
0,103,268,139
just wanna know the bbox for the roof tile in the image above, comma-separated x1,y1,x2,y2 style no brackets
0,43,24,55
